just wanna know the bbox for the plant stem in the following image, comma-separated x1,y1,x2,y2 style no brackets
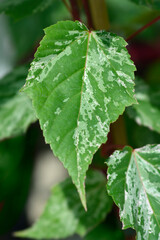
81,0,93,29
0,202,3,211
126,15,160,42
111,116,128,146
69,0,81,21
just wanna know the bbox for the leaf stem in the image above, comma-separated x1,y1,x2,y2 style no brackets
0,202,4,211
126,16,160,42
69,0,81,21
103,144,126,157
81,0,93,29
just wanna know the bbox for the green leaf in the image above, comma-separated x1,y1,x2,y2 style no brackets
0,136,25,200
0,0,53,19
23,20,136,208
130,0,160,9
125,114,160,149
0,132,35,235
107,145,160,240
15,170,112,239
0,67,36,140
127,79,160,133
84,224,124,240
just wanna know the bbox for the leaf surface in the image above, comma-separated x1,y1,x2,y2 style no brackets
127,79,160,133
0,67,36,140
107,145,160,240
23,20,136,207
15,170,112,239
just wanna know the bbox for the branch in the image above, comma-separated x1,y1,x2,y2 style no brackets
126,15,160,42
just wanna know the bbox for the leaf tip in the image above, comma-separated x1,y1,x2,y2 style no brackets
13,228,33,239
78,185,87,211
13,230,25,238
80,191,87,211
19,84,28,93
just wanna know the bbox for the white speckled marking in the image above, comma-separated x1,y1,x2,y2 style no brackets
107,145,160,240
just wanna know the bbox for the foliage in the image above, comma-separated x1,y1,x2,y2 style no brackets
23,20,136,208
0,66,36,140
107,145,160,240
0,0,54,19
107,0,160,37
16,170,112,239
84,224,124,240
127,79,160,133
0,0,160,240
0,130,37,235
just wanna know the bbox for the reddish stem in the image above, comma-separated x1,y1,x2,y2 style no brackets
69,0,81,21
102,141,125,158
106,144,125,151
81,0,94,29
126,237,136,240
0,202,4,211
126,16,160,42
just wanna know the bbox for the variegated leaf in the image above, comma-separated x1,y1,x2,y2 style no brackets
15,170,112,239
107,145,160,240
0,67,36,140
23,20,136,208
127,79,160,133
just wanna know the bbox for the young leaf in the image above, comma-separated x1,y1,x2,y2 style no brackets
0,67,36,140
23,20,136,208
0,0,53,19
127,79,160,133
15,170,112,239
107,145,160,240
